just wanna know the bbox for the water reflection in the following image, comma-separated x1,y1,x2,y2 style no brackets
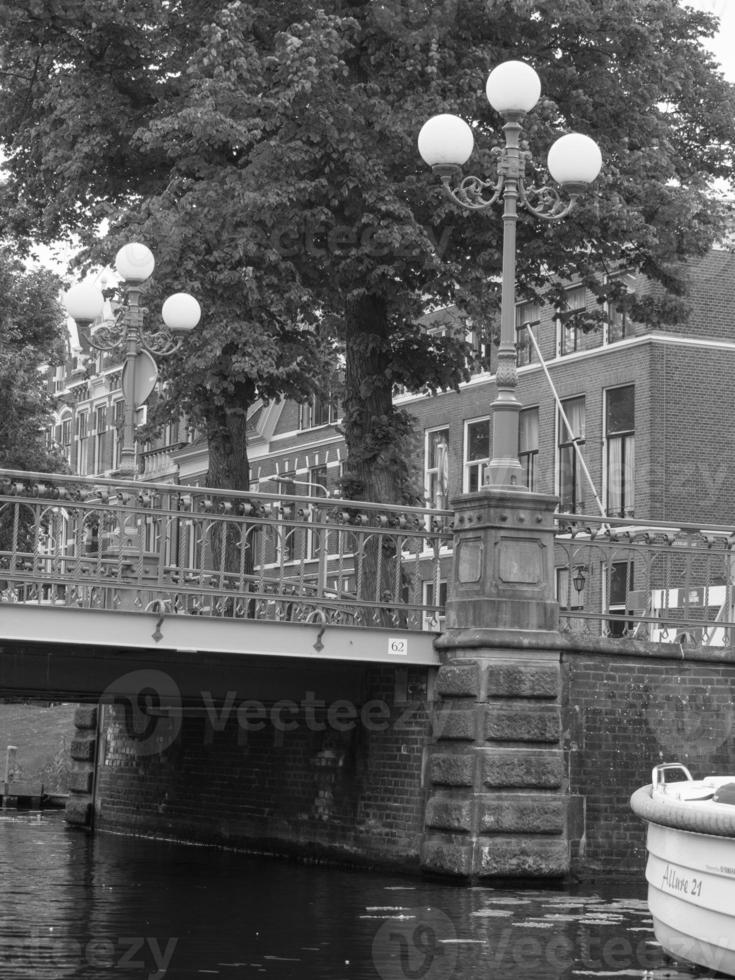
0,812,708,979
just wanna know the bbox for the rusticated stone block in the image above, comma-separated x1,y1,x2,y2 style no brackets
70,736,96,762
430,753,474,787
478,794,565,834
421,835,473,877
436,663,481,698
480,749,563,789
425,796,472,832
433,707,476,741
476,837,569,877
69,770,94,794
485,664,559,699
65,798,92,827
73,705,98,730
484,706,561,743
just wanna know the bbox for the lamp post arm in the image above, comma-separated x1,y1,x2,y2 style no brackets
438,170,505,211
139,325,184,358
518,180,577,221
77,309,126,354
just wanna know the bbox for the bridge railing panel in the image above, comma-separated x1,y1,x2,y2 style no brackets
0,469,453,632
554,513,735,649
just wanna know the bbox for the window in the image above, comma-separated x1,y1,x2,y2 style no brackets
605,385,635,518
558,396,585,513
558,286,586,355
516,301,540,366
425,428,449,508
307,465,329,560
607,560,633,637
299,393,340,429
607,299,628,343
466,318,490,370
519,407,539,491
309,464,328,497
423,579,447,631
95,405,114,473
76,412,90,475
277,471,297,562
60,417,72,460
463,418,490,492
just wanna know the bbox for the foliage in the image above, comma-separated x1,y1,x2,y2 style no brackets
0,247,67,472
0,0,734,501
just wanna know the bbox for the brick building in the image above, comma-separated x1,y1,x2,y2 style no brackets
50,248,735,527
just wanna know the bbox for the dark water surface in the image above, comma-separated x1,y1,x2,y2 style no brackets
0,811,703,979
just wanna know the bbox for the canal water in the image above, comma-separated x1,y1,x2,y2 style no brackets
0,811,704,980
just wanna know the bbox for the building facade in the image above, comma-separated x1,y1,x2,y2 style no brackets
48,250,735,621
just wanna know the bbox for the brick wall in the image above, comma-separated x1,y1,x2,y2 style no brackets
87,636,735,882
563,641,735,877
93,665,432,871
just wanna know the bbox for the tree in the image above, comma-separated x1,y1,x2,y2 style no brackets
0,247,67,472
1,0,733,504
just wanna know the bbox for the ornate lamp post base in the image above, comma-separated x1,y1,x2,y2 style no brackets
446,487,560,633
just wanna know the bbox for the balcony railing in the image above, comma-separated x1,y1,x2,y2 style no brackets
0,469,453,632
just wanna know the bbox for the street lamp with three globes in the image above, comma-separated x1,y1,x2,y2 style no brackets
418,60,602,491
64,243,201,479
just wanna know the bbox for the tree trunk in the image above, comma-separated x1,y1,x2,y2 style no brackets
204,387,255,602
342,294,407,623
342,293,402,505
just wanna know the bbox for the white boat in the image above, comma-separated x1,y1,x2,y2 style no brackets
631,763,735,976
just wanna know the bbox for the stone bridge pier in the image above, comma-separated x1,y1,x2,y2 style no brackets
420,489,572,879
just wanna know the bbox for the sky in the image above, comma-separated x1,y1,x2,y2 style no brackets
686,0,735,79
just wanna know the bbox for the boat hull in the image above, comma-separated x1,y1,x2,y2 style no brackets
646,822,735,975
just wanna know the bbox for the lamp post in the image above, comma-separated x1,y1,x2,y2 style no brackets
64,243,201,479
419,60,602,490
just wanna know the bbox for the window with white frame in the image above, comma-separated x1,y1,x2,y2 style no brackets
463,418,489,492
558,286,586,356
558,396,585,513
516,301,540,366
605,385,635,518
425,428,450,508
519,407,539,491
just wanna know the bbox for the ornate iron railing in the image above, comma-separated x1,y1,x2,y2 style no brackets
0,469,453,632
554,513,735,647
4,469,735,647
